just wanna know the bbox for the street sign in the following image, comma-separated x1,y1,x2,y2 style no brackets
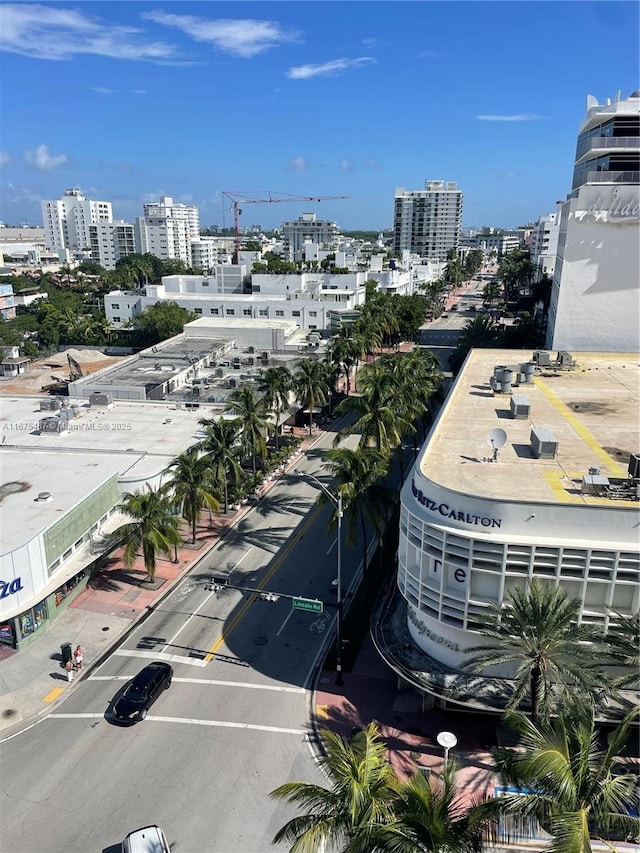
292,597,323,614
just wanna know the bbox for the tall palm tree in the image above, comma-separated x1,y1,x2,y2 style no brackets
224,385,269,474
464,580,609,723
198,416,245,514
164,447,220,544
603,612,640,690
363,760,487,853
321,447,392,575
334,362,411,455
270,723,398,853
489,702,640,852
118,487,181,582
294,358,329,436
257,365,293,451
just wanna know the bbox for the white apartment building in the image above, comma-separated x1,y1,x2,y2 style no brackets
393,180,462,261
461,232,521,258
190,236,234,270
530,212,560,280
41,188,112,254
136,195,200,266
88,220,136,270
104,269,367,332
281,213,340,261
546,90,640,352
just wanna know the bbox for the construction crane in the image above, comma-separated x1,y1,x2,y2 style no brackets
221,191,349,260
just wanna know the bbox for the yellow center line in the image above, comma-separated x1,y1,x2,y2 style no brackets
204,503,325,662
533,376,627,477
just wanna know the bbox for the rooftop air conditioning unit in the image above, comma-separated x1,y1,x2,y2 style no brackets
40,398,62,411
629,453,640,480
510,395,530,419
89,392,112,407
556,350,575,368
530,427,558,459
533,350,551,367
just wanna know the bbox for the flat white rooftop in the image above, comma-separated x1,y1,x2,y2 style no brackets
0,396,219,552
423,350,640,506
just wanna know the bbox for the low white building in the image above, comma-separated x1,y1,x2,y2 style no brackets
530,211,560,280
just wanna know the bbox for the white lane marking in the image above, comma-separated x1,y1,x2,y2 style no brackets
276,607,295,637
161,584,223,654
112,649,207,667
89,675,304,693
326,537,337,555
231,548,252,570
48,714,304,734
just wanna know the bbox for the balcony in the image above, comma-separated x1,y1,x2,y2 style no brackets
585,170,640,185
576,136,640,162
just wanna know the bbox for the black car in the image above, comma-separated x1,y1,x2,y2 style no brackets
111,662,173,724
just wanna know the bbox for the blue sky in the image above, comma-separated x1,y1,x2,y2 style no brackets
1,1,638,231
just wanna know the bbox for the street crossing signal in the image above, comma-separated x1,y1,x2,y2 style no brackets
260,592,280,602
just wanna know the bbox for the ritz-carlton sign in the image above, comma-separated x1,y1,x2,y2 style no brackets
412,480,502,529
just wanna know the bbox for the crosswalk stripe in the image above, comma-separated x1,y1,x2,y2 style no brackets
89,675,305,693
111,649,207,667
48,713,304,734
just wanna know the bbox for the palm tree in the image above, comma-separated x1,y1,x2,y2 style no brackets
294,358,329,436
224,385,269,474
118,487,181,582
363,759,487,853
464,580,609,723
334,362,411,455
257,365,293,451
270,723,398,853
603,612,640,690
164,447,220,544
490,702,640,852
198,417,245,514
321,448,392,575
449,315,501,374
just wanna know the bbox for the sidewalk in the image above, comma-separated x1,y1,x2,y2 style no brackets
0,427,318,739
314,633,497,807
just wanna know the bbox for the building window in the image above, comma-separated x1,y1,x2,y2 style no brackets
243,309,252,316
309,311,317,317
112,316,121,323
194,308,203,315
292,310,301,317
19,601,48,638
111,303,120,310
209,308,219,315
275,310,284,317
259,309,268,317
226,309,235,316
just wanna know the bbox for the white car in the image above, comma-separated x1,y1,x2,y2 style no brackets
122,825,170,853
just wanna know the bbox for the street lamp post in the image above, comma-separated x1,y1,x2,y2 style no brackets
299,471,344,686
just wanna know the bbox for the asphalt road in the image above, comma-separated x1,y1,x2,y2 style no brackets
418,277,486,369
0,425,371,853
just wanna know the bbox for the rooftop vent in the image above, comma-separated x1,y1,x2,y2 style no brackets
510,395,530,419
35,491,52,502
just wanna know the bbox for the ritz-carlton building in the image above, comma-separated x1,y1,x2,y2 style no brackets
373,349,639,714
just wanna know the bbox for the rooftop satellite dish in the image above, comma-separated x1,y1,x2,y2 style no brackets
486,427,507,462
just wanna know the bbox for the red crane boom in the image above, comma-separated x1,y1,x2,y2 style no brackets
221,190,349,259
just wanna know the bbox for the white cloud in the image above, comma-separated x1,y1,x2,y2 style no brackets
286,157,310,173
287,57,375,80
475,114,546,122
133,89,147,95
92,87,115,95
4,183,43,205
24,144,67,171
364,155,384,171
341,158,355,173
0,152,11,168
0,3,180,62
144,11,300,58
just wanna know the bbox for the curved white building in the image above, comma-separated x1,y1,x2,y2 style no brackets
382,349,639,711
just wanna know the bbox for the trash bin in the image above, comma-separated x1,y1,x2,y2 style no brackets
60,643,72,665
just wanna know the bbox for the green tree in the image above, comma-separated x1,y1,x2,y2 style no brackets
224,386,269,474
164,447,220,544
603,612,640,690
294,358,330,436
270,723,398,853
118,487,181,581
258,365,293,451
133,301,197,346
464,580,609,723
198,417,246,514
449,315,502,374
490,702,640,852
321,448,392,575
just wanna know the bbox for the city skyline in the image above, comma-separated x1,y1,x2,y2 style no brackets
1,1,638,230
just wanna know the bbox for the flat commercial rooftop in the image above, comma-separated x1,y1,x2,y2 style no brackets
0,395,218,552
422,350,640,506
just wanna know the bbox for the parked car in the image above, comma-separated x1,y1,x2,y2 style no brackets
450,303,459,311
122,825,170,853
111,662,173,724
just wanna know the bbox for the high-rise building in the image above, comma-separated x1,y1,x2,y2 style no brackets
88,220,137,270
393,180,463,260
280,212,340,261
41,188,112,254
136,195,200,266
546,90,640,352
530,211,560,281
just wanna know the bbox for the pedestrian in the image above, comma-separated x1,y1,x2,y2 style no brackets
65,659,74,682
73,645,83,671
